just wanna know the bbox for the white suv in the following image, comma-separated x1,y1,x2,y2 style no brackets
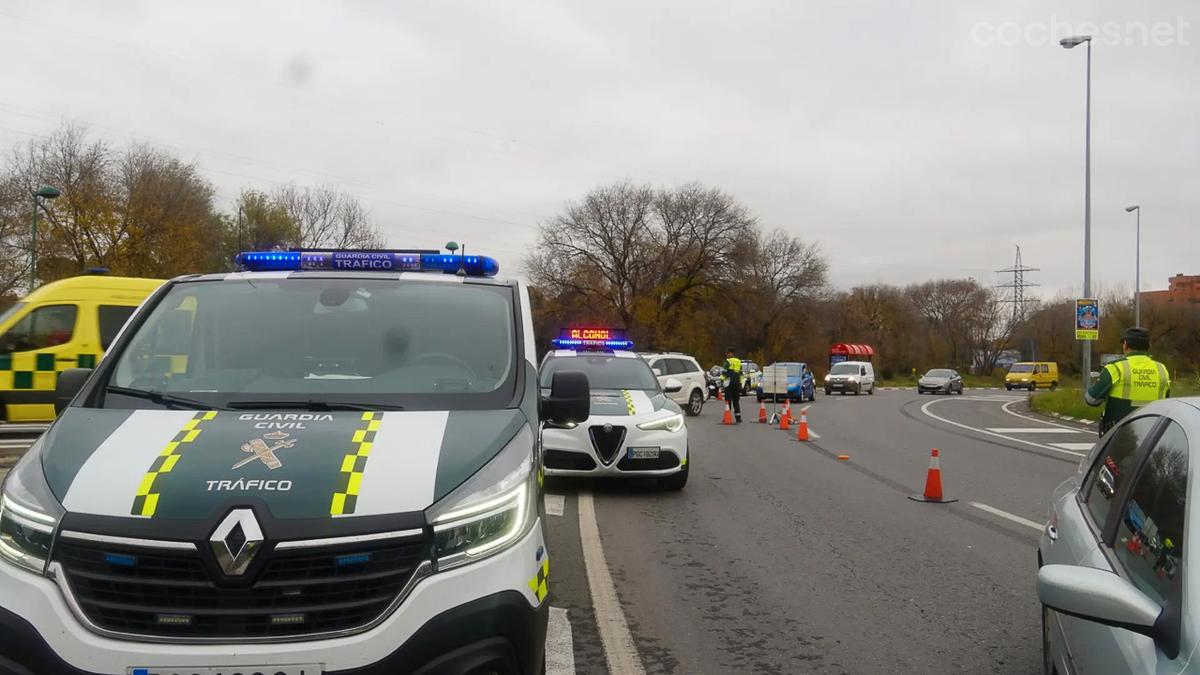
641,352,708,416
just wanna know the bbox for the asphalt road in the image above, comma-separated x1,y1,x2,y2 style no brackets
544,389,1098,674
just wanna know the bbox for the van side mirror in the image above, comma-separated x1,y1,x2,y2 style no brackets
541,371,590,426
55,368,93,414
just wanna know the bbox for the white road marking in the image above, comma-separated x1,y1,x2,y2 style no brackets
919,398,1087,457
1000,400,1090,430
969,502,1044,532
1051,442,1096,452
545,493,565,517
985,427,1085,434
546,606,576,675
578,491,645,675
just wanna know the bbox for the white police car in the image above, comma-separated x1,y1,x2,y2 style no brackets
0,248,591,674
540,331,689,490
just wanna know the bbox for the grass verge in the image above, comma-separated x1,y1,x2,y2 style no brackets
1030,381,1198,422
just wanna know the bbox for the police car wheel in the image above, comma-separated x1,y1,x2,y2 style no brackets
660,461,689,490
686,389,704,416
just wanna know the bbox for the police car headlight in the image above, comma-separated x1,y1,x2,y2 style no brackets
637,413,684,433
0,441,62,576
427,426,536,572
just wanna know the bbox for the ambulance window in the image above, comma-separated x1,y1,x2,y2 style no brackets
98,305,137,349
0,304,77,352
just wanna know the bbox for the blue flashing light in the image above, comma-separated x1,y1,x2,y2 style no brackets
336,552,373,566
234,250,500,277
104,552,138,567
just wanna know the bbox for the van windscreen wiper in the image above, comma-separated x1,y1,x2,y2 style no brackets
105,386,217,411
225,400,405,412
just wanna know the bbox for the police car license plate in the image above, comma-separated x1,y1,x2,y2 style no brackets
130,666,321,675
627,447,660,459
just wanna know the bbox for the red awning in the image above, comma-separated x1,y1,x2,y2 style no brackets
829,343,876,357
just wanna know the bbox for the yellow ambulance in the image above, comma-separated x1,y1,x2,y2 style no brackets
0,274,163,422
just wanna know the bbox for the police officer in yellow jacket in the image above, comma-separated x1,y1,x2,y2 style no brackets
1085,327,1170,434
723,348,743,423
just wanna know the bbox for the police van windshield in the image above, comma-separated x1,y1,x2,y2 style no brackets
540,355,658,391
102,277,517,410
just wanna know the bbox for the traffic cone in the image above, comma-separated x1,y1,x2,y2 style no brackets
797,410,809,441
782,401,792,425
716,387,724,402
722,401,733,425
778,403,790,431
758,400,768,423
908,449,958,503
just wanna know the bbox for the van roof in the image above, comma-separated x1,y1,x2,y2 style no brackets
22,275,165,304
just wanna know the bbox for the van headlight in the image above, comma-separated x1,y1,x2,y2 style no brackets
637,413,684,433
427,426,536,572
0,441,62,576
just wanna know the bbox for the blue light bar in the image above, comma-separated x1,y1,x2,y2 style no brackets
234,250,500,277
336,552,373,566
551,338,635,350
104,552,138,567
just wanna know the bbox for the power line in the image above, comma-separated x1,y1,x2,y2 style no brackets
995,245,1039,323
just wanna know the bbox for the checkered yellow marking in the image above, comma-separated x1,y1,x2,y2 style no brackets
527,557,549,603
330,411,383,516
130,411,218,517
621,389,636,416
0,350,102,421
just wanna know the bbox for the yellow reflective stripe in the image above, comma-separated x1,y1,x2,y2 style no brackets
130,411,218,517
621,390,636,416
331,412,383,516
527,557,550,603
1120,360,1132,400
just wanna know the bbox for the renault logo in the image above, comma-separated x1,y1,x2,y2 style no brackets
209,509,264,576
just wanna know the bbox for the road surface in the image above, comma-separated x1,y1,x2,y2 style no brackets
543,389,1096,674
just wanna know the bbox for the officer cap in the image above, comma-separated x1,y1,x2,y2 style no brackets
1122,326,1150,349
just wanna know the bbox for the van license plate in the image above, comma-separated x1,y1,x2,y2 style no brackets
130,666,322,675
627,447,660,459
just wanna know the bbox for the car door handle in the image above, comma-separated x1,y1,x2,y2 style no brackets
1046,524,1059,541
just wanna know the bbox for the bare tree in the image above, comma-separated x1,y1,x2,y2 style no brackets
526,181,758,347
272,183,384,249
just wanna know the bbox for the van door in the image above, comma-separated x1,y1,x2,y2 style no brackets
0,303,88,422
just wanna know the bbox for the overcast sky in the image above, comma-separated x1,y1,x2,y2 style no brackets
1,0,1195,297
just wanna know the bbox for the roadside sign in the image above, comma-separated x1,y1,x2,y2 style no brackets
1075,298,1099,340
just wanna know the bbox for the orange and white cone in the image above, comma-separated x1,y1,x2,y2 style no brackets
758,400,768,423
722,401,733,425
716,387,724,402
797,410,809,441
778,402,791,431
908,449,957,503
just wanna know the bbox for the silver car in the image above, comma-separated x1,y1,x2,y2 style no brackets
917,368,964,395
1038,397,1197,674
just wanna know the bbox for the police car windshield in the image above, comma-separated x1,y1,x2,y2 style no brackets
541,355,658,391
102,277,518,410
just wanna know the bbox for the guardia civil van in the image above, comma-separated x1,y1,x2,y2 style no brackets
0,249,590,674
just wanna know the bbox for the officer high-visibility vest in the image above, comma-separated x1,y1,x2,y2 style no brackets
1103,354,1170,407
724,357,742,387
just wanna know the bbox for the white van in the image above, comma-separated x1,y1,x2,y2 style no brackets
823,360,876,395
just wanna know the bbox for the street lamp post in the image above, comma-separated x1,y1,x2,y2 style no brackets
1125,205,1141,326
30,186,61,293
1061,34,1093,392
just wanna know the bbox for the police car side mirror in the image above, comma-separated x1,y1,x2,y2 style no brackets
541,371,590,426
55,368,93,414
663,377,683,394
